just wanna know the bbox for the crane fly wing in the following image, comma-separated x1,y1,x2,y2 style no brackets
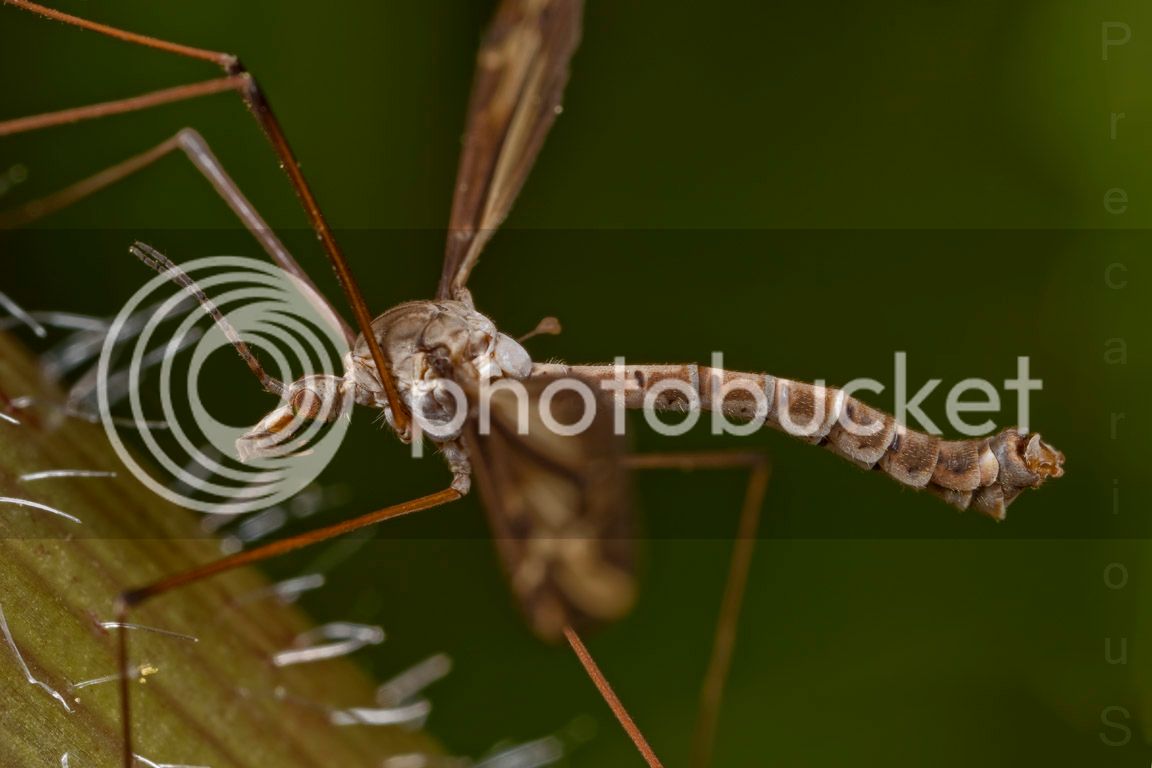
438,0,584,299
464,370,636,643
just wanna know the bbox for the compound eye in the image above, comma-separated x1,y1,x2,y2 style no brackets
494,333,532,379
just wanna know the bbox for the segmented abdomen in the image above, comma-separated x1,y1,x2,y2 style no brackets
549,364,1065,520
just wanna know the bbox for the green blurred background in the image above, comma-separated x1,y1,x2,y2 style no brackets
1,1,1150,765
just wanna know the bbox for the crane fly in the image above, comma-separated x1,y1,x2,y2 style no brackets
0,1,1066,767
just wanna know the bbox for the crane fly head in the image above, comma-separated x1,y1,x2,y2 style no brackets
232,301,537,459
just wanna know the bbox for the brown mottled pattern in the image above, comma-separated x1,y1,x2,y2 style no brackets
550,363,1065,521
465,371,636,643
877,427,940,488
825,399,896,467
439,0,585,299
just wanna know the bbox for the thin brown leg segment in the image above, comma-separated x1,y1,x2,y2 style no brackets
4,0,235,63
0,126,355,344
563,625,665,768
624,450,771,768
114,487,462,768
0,120,352,343
0,77,243,138
121,488,461,607
3,0,409,431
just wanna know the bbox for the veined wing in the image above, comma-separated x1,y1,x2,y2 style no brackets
437,0,584,299
464,370,636,643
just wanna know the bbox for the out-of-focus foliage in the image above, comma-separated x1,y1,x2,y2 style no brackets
0,332,439,766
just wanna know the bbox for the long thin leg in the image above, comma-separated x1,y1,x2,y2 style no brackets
3,0,408,431
563,625,664,768
0,127,355,344
0,77,243,138
623,451,771,768
114,486,462,767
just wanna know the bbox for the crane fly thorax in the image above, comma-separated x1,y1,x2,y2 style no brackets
350,300,532,441
235,300,530,461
